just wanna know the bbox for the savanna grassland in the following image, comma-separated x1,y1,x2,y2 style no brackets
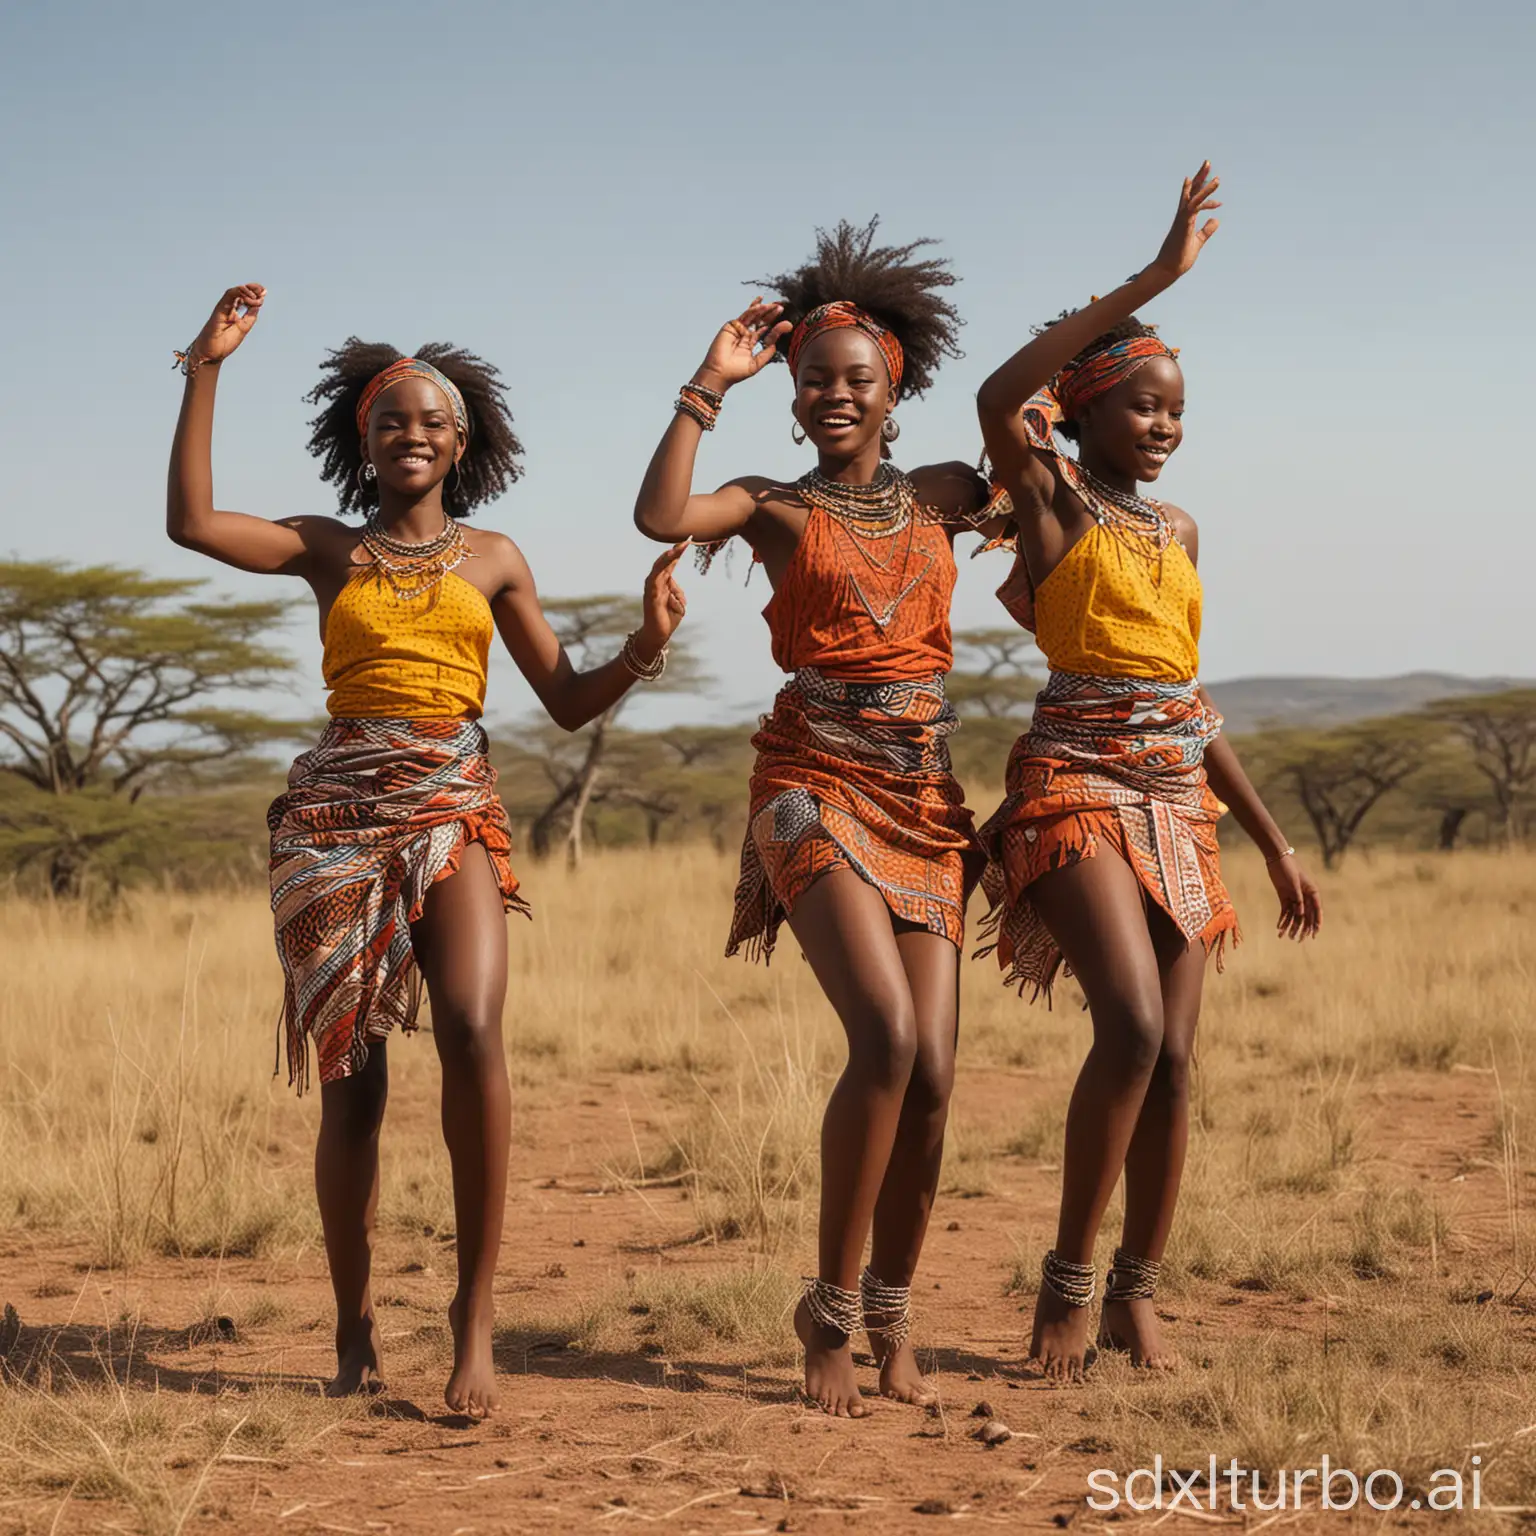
1,845,1534,1534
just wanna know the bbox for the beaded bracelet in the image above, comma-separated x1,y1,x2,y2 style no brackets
172,344,217,380
675,381,723,431
620,631,667,681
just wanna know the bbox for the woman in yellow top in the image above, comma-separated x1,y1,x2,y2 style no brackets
166,285,687,1418
976,167,1321,1380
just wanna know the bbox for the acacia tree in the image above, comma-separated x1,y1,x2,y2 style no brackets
0,561,297,893
1427,689,1536,844
1245,716,1424,869
614,724,752,848
948,627,1041,719
516,595,703,866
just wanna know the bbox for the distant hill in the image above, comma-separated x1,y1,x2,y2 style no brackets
1205,672,1535,736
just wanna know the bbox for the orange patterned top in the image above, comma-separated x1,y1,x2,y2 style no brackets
763,505,956,680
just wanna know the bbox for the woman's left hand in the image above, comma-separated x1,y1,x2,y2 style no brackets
1269,853,1322,942
634,539,690,661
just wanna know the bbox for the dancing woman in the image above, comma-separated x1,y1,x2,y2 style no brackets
974,166,1322,1380
166,285,687,1416
634,223,991,1416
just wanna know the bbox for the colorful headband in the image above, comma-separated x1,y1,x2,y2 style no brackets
355,357,470,439
1054,333,1179,421
784,301,905,393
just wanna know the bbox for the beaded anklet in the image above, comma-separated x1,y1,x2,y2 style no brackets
860,1267,913,1352
1104,1247,1161,1303
800,1276,863,1340
1040,1249,1097,1309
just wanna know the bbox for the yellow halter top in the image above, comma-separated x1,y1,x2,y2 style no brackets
322,569,492,719
999,525,1202,683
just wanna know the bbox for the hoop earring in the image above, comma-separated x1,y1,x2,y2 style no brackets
448,459,463,495
791,423,807,446
357,462,377,490
881,416,900,443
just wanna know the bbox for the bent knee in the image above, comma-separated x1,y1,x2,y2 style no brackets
1095,995,1165,1077
905,1040,956,1116
431,1007,505,1063
845,1001,919,1090
1150,1038,1193,1100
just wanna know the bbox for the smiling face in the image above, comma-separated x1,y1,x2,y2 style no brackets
361,376,465,504
791,329,894,458
1077,356,1185,485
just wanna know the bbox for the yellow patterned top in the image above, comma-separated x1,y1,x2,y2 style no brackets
1024,525,1202,682
322,569,492,718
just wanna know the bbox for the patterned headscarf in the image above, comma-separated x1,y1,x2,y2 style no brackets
356,357,471,439
1054,333,1179,422
785,301,905,394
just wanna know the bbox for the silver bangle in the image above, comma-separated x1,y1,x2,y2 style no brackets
1265,845,1297,866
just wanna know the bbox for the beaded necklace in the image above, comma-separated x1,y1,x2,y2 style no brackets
360,512,475,601
1071,460,1174,554
799,463,928,629
798,463,916,540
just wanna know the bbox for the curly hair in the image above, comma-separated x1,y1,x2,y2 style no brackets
1033,311,1166,442
753,218,962,399
304,339,524,517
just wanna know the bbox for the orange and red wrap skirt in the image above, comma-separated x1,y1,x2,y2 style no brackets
727,668,984,962
268,717,527,1093
978,672,1237,999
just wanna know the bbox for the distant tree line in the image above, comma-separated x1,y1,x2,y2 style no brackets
2,560,1531,898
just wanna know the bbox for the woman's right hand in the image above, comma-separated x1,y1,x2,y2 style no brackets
187,283,266,367
1148,163,1222,283
694,299,792,391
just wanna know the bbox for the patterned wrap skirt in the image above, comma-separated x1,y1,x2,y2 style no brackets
268,717,527,1093
977,671,1237,999
726,668,984,962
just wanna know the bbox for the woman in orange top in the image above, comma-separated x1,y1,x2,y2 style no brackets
976,167,1322,1380
635,223,991,1417
167,286,687,1418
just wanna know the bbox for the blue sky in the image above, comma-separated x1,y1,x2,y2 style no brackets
2,0,1530,730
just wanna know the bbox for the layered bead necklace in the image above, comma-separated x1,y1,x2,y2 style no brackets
360,512,474,601
798,462,917,541
1072,460,1174,552
800,462,927,629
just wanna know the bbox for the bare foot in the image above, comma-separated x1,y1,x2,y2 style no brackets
1029,1285,1093,1383
1099,1298,1179,1369
326,1313,386,1398
445,1292,499,1418
870,1333,938,1408
794,1297,868,1418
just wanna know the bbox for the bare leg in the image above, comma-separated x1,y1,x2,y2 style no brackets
786,870,920,1418
865,925,958,1406
1100,907,1205,1368
409,842,511,1418
1024,851,1166,1381
316,1041,389,1396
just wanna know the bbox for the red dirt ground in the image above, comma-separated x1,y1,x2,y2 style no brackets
0,1065,1515,1535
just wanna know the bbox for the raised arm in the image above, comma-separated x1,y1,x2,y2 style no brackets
489,537,689,732
167,284,340,576
633,300,792,545
976,163,1221,484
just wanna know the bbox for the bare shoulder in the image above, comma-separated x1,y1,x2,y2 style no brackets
1158,501,1200,560
462,525,532,588
911,459,987,517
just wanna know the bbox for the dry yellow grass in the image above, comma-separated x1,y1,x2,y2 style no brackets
2,843,1535,1529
